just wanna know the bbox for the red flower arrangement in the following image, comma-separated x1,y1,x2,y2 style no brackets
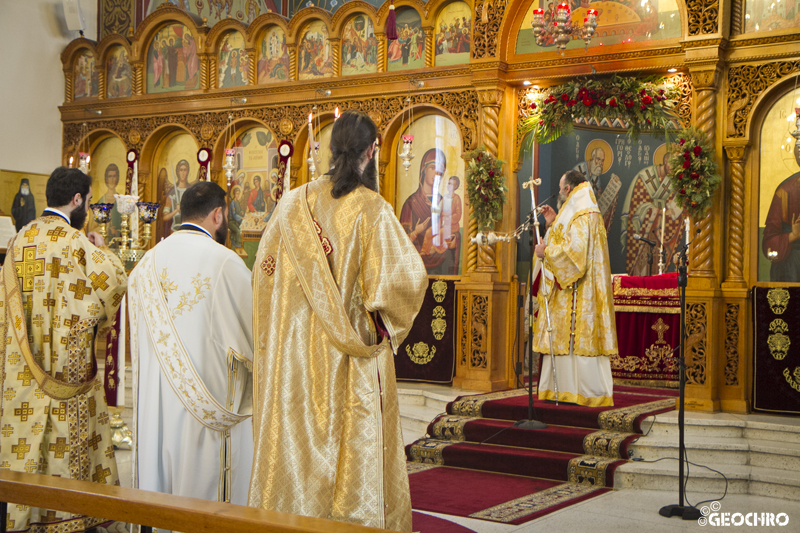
667,127,721,219
466,147,507,231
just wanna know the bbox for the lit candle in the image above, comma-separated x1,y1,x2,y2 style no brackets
308,112,314,155
69,156,74,167
660,207,666,246
334,107,340,120
685,217,690,246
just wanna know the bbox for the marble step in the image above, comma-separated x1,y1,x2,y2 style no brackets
399,403,446,443
397,387,457,414
642,411,800,444
615,460,800,502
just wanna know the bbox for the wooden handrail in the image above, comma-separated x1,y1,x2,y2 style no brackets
0,471,384,533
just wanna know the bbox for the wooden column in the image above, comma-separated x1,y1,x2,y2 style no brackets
376,33,386,72
131,61,143,95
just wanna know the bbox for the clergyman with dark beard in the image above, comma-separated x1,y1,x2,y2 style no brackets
248,110,427,531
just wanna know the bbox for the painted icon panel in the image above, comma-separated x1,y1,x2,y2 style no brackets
146,0,281,25
516,0,681,54
146,24,200,93
218,31,249,88
155,133,199,239
257,26,290,83
434,1,471,67
387,8,425,71
394,115,464,276
341,15,378,76
74,50,98,100
744,0,800,33
106,46,132,98
298,20,332,80
758,91,800,282
88,137,127,240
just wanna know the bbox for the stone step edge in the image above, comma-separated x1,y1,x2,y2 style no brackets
397,388,463,405
630,437,800,455
618,461,800,485
644,413,800,434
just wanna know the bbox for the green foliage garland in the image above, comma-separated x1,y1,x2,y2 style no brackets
666,127,721,219
520,75,681,144
466,147,507,231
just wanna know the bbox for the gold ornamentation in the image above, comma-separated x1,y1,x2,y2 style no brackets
430,415,471,441
472,0,505,59
261,256,276,276
685,303,707,385
550,225,565,246
406,342,436,365
460,294,468,366
432,280,447,302
724,145,749,284
407,439,453,465
725,304,740,386
567,456,617,486
100,0,133,39
469,484,601,523
768,319,790,361
767,288,790,315
406,462,438,475
597,399,676,433
449,389,527,417
687,0,720,36
783,367,800,393
200,123,215,141
582,431,634,458
432,305,446,341
471,295,488,369
172,274,211,318
279,118,294,136
128,129,141,145
368,110,382,127
726,61,800,139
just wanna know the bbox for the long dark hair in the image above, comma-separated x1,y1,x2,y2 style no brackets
327,110,378,199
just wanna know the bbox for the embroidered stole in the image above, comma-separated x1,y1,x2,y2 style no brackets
2,237,97,400
278,186,386,358
134,250,249,431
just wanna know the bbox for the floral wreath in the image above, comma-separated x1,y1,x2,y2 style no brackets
519,75,681,145
466,147,507,231
666,127,721,219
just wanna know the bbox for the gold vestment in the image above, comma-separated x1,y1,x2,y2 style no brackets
0,216,127,532
249,179,427,532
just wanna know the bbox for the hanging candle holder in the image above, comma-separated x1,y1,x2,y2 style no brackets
400,135,415,177
531,8,546,46
582,9,598,50
78,152,91,174
554,2,572,55
223,148,236,186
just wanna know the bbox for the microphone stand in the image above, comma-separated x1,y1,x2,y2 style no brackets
659,228,702,521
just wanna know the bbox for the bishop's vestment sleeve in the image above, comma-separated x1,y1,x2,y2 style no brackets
73,234,128,329
212,255,254,366
361,203,427,351
545,214,591,287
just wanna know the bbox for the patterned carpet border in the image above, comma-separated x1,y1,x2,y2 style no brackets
597,398,676,433
468,483,605,523
449,389,528,417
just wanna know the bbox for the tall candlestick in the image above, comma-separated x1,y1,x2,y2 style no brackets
685,217,690,246
308,113,315,179
658,207,666,275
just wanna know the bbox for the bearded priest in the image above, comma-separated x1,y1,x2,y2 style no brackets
248,110,428,532
534,169,617,407
0,167,128,532
128,181,254,512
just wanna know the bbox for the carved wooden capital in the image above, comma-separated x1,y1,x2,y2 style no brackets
689,65,721,90
724,144,749,161
477,89,503,108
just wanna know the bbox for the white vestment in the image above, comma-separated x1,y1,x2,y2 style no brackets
128,229,254,509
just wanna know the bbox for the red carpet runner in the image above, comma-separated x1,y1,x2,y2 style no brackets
406,385,677,526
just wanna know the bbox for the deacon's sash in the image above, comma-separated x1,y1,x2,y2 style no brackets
135,250,249,431
2,237,98,400
278,186,387,358
541,182,600,293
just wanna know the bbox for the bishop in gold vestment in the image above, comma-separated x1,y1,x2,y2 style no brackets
249,177,427,532
534,174,617,407
0,210,127,531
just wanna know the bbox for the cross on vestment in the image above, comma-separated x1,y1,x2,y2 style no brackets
16,247,45,292
23,224,39,243
47,258,70,279
89,271,109,291
13,402,34,422
651,317,669,344
31,314,44,329
11,439,30,460
24,459,38,473
46,226,68,242
642,167,659,189
68,279,91,300
48,437,69,459
41,510,59,523
17,366,34,387
87,431,102,451
31,422,44,435
51,402,67,422
92,464,111,484
42,293,56,311
1,425,13,437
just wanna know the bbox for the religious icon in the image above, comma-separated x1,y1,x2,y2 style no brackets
434,1,472,67
574,139,620,229
156,133,199,239
387,8,425,72
298,21,332,80
147,24,200,93
218,31,248,88
106,45,132,98
744,0,799,33
258,26,290,83
341,15,378,76
396,115,464,275
228,185,246,254
11,178,36,231
74,50,98,100
88,136,127,240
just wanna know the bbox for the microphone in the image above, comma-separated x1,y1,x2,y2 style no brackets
633,234,657,246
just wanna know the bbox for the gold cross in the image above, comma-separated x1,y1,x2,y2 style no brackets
89,271,109,291
1,424,13,437
32,314,45,329
68,279,91,300
17,366,34,386
63,314,80,329
651,318,670,344
41,510,59,523
46,226,68,242
5,514,14,529
92,464,111,484
34,388,46,400
51,402,67,422
72,248,86,266
23,459,38,473
91,250,106,263
42,293,56,311
104,446,115,459
88,397,96,417
112,292,124,308
4,387,16,401
31,422,44,436
16,246,45,292
23,224,39,243
87,431,102,451
48,437,69,459
11,438,31,459
13,402,34,422
46,257,70,279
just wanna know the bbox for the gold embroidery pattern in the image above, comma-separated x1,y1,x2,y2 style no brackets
261,255,276,276
449,389,528,417
597,399,676,433
567,456,618,486
768,319,790,360
172,274,211,318
430,415,472,442
767,288,790,315
406,439,453,465
406,462,439,475
432,279,447,303
783,367,800,393
550,224,565,246
610,318,676,376
612,276,680,298
431,306,446,341
406,342,436,365
582,431,634,458
469,483,601,523
158,268,177,294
